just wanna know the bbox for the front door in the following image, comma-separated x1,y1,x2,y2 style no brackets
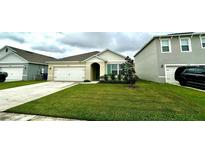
91,63,100,81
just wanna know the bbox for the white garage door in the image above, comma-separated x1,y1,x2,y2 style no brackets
0,67,24,81
165,66,179,84
54,67,85,81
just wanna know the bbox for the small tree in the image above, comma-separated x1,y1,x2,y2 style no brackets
111,73,116,81
121,56,138,87
117,74,122,81
104,74,108,81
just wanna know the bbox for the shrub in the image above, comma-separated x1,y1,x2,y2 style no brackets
104,74,108,81
111,73,116,81
0,72,8,82
84,80,91,82
99,76,104,81
117,74,122,81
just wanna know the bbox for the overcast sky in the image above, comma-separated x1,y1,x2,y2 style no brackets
0,32,168,58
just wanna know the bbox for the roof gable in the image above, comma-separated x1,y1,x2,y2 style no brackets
98,49,125,58
59,51,100,61
5,46,56,64
97,49,125,61
0,52,27,63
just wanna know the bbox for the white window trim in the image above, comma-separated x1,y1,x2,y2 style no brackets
106,64,121,75
179,37,192,52
160,38,172,53
200,36,205,49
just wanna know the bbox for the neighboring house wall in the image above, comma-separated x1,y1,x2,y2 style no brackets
27,63,48,80
134,39,160,82
0,63,28,80
0,47,49,81
134,34,205,83
0,48,28,80
156,35,205,82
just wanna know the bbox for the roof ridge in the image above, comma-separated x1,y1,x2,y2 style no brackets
60,51,100,59
7,45,55,58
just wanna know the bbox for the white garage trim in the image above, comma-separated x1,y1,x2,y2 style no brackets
53,66,86,81
164,64,205,84
0,65,24,68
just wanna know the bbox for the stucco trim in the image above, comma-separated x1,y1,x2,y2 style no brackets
82,55,107,62
46,61,84,64
0,65,25,68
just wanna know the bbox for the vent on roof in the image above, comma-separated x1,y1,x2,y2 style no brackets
5,48,8,52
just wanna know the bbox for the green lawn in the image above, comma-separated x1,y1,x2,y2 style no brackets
6,81,205,121
0,80,45,90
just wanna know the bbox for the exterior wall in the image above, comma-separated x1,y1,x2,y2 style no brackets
0,53,26,63
98,50,125,75
47,62,86,81
156,35,205,82
98,50,125,62
27,63,48,80
0,48,29,80
134,39,160,82
0,47,14,59
0,47,48,80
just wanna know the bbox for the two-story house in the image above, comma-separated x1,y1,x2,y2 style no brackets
134,32,205,84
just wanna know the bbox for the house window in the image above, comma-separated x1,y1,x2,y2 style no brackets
107,64,122,75
180,37,192,52
200,36,205,48
160,39,171,53
119,64,123,74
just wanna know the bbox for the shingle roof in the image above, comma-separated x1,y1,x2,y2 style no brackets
59,51,100,61
7,46,56,63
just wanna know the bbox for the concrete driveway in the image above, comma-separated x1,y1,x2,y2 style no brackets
0,82,77,111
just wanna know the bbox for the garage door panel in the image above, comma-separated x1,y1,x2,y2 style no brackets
165,66,179,84
0,67,23,81
54,67,85,81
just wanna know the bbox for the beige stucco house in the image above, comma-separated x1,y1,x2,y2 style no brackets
47,49,126,81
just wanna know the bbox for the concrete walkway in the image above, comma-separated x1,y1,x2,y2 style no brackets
0,112,79,121
0,82,77,111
